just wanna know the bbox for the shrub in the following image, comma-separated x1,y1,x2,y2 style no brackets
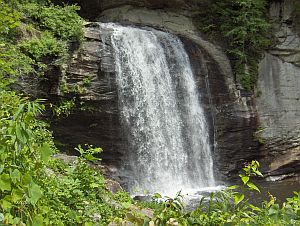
0,44,33,80
0,0,20,36
146,161,300,225
19,31,67,62
22,3,84,42
0,91,131,225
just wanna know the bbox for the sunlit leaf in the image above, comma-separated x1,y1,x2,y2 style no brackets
234,194,244,205
40,143,53,162
241,175,249,185
11,188,24,203
32,214,43,226
10,169,21,184
0,173,11,191
247,182,260,193
27,182,43,205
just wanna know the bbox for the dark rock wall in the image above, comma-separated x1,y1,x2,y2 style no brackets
257,0,300,180
51,24,129,171
182,39,260,181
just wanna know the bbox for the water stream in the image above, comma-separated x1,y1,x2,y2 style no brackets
101,23,216,195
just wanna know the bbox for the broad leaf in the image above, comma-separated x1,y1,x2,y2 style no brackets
0,173,11,191
27,182,42,205
241,175,249,185
11,188,24,203
234,194,244,205
10,169,21,184
32,214,44,226
227,185,239,190
247,182,260,193
1,197,12,210
40,143,53,162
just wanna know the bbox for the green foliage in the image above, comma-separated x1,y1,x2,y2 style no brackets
75,144,102,162
0,91,51,225
145,161,300,226
194,0,271,90
59,79,88,96
0,0,20,36
0,0,34,85
22,2,84,42
0,44,33,81
0,0,84,85
51,98,75,117
0,90,132,225
20,31,67,62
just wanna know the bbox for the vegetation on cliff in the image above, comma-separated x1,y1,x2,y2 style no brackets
194,0,270,90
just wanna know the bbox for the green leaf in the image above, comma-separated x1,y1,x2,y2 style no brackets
249,204,262,212
0,165,4,174
11,188,24,203
1,199,12,210
40,143,53,162
10,169,21,184
153,193,162,199
27,182,42,205
234,194,244,205
32,214,44,226
241,175,249,185
247,182,260,193
122,202,131,209
268,206,278,216
22,173,32,186
0,173,11,191
16,123,26,143
90,183,99,188
227,185,239,190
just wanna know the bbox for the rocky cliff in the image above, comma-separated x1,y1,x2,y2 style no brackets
21,0,300,184
49,2,260,184
257,0,300,180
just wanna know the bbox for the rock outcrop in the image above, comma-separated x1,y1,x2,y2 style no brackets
257,0,300,180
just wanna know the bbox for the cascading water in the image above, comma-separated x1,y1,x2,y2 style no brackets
100,23,215,195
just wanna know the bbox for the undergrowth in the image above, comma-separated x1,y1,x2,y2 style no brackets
138,161,300,226
0,89,132,225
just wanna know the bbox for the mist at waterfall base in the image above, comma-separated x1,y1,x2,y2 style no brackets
101,23,223,199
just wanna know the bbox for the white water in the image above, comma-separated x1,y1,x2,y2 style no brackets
101,23,215,195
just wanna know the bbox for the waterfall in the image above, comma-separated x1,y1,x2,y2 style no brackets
100,23,215,195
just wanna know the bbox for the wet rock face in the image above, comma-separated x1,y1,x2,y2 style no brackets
181,38,260,181
50,24,129,171
257,0,300,179
49,23,259,183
